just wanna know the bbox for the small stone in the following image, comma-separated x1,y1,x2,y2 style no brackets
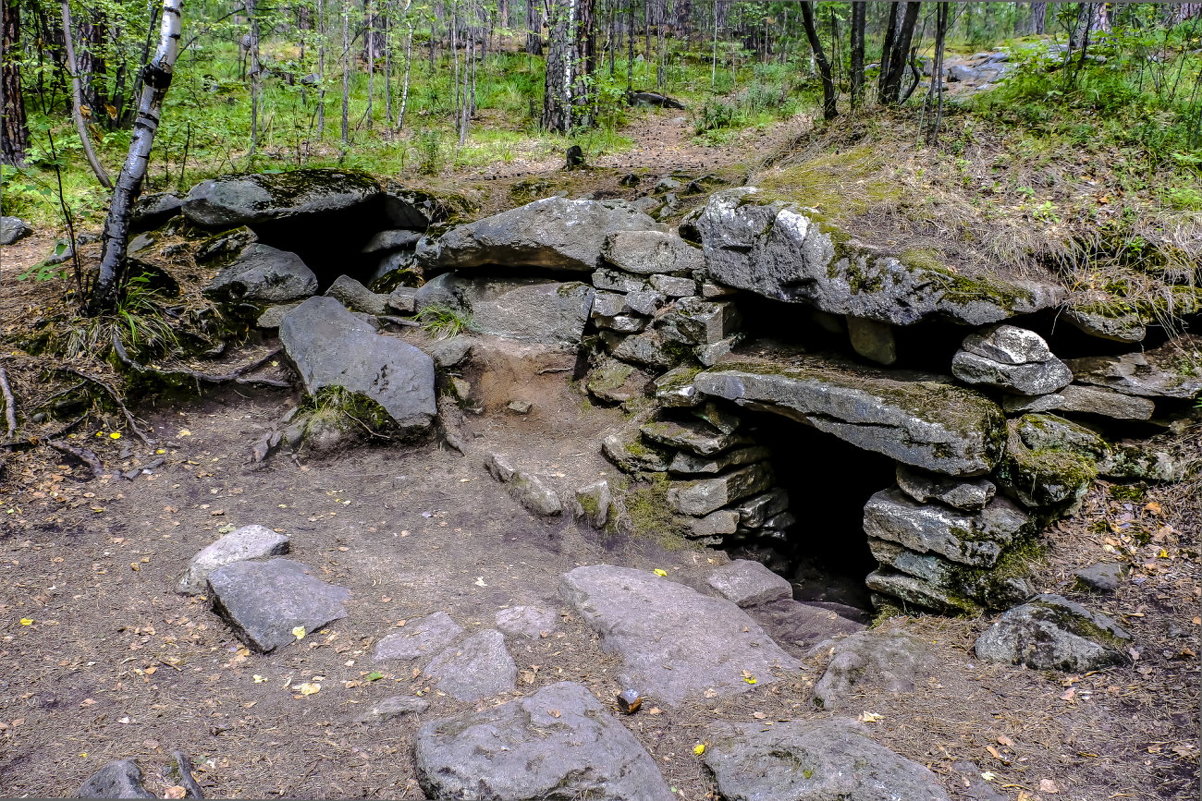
358,695,430,723
669,445,769,476
75,759,154,799
496,605,559,638
485,452,516,483
0,216,33,246
507,400,532,414
611,329,685,369
895,465,996,512
653,366,702,407
591,290,627,318
326,274,389,315
735,490,789,529
708,560,792,607
640,417,748,456
585,358,649,405
421,335,473,368
178,524,290,595
594,314,647,333
602,425,672,473
256,301,304,329
961,324,1053,364
696,335,742,367
617,688,643,714
374,611,465,661
363,229,421,254
668,463,775,517
847,316,897,366
205,244,318,304
701,282,737,298
1074,562,1126,594
571,480,611,528
450,377,472,400
688,509,740,540
509,471,563,516
811,631,938,710
624,289,666,316
658,298,740,346
592,266,649,293
386,285,418,313
423,629,517,701
650,274,698,297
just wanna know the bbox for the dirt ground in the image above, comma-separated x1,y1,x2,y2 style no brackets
1,108,1199,801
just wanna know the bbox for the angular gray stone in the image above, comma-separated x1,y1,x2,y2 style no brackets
1067,347,1202,400
640,417,747,456
735,490,789,528
703,719,952,801
687,188,1060,327
591,290,627,317
812,632,938,710
868,539,1033,612
420,334,472,368
866,570,983,616
650,273,699,297
688,509,740,541
863,488,1031,568
571,480,611,528
611,329,685,369
895,465,996,512
601,229,704,275
975,594,1132,671
847,316,897,366
1065,305,1148,343
960,324,1053,364
423,629,517,701
326,274,389,315
75,759,155,799
561,565,799,704
1074,562,1126,593
256,301,305,329
952,351,1072,396
484,451,516,483
668,462,775,516
594,313,646,333
130,192,183,232
601,425,672,473
708,559,792,607
670,445,769,475
658,298,740,347
625,288,666,315
178,524,290,595
653,366,703,407
592,266,649,293
183,169,381,228
696,357,1006,476
382,184,456,229
362,228,421,253
414,273,595,345
386,285,418,313
357,695,430,723
495,605,558,638
585,358,649,404
415,682,673,801
747,600,865,655
204,244,318,304
207,558,351,653
280,296,436,431
421,197,661,272
509,471,563,516
1001,384,1156,421
374,611,465,661
1,216,33,245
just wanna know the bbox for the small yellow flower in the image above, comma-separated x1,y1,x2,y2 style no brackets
109,432,122,440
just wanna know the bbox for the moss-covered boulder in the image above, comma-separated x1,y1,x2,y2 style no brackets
868,538,1036,613
695,355,1006,476
683,188,1064,326
183,169,383,229
995,414,1107,509
975,594,1132,671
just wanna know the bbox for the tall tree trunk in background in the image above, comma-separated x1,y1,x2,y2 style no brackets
1070,3,1109,49
924,1,948,144
88,0,181,316
61,0,112,187
849,0,865,110
879,1,919,105
246,0,262,157
542,0,574,132
1025,2,1047,34
316,0,326,137
526,0,542,54
800,0,835,120
1167,3,1202,23
340,0,350,151
1,0,30,166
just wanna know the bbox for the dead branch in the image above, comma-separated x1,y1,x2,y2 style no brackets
112,333,291,389
0,367,17,441
57,367,155,448
171,750,205,799
46,439,112,479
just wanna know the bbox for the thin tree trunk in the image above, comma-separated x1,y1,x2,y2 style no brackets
61,0,112,187
398,19,413,128
1026,1,1046,35
924,1,948,144
1,0,31,165
879,1,919,105
88,0,182,315
800,0,836,120
247,0,262,157
340,0,350,151
849,0,865,110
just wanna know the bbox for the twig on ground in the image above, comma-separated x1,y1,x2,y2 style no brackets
0,367,17,441
46,439,111,479
57,367,155,448
171,751,205,799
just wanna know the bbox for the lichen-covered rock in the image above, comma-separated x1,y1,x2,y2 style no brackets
415,682,674,801
702,719,952,801
420,197,662,272
1065,304,1148,343
812,632,938,710
653,366,703,407
325,274,389,315
204,243,317,304
952,325,1072,396
585,358,650,404
75,759,155,798
183,169,382,228
571,480,611,528
863,488,1032,568
414,272,595,345
611,329,690,369
601,229,705,275
668,463,775,516
975,594,1132,671
280,296,436,432
995,424,1098,509
640,416,748,456
685,188,1061,327
508,471,563,516
1067,344,1202,400
866,569,983,616
1002,384,1156,421
178,524,290,595
868,539,1035,612
602,424,673,473
895,465,996,512
696,355,1006,476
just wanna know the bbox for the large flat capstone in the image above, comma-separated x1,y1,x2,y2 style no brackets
207,558,351,653
182,169,382,228
414,682,673,801
685,189,1061,327
560,565,799,705
696,355,1006,476
280,296,436,431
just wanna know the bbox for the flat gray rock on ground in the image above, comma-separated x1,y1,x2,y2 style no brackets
373,611,465,661
415,681,674,801
207,558,351,653
75,759,155,799
1,216,33,245
975,594,1132,671
747,599,866,657
495,605,558,638
356,695,430,723
1075,562,1126,593
560,565,800,705
423,629,517,701
703,719,951,801
812,632,939,710
177,524,290,594
708,559,793,607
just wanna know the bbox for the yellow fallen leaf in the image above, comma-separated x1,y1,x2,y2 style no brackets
292,626,307,640
19,618,33,626
109,432,121,440
155,449,166,455
742,675,757,685
653,569,668,577
253,675,267,684
177,428,192,437
693,743,706,755
859,711,884,723
296,682,321,696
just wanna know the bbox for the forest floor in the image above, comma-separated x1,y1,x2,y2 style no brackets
0,107,1199,801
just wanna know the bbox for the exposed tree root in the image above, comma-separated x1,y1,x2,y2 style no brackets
46,439,110,479
112,333,291,389
0,367,17,441
56,366,155,448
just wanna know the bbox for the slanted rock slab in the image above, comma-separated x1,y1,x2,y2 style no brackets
601,229,704,275
812,632,939,710
374,611,465,661
75,759,155,799
207,558,350,653
177,524,290,595
975,594,1132,672
863,488,1031,567
357,695,430,723
560,565,799,705
895,465,996,512
422,629,517,702
415,273,596,345
183,169,382,228
703,719,952,801
414,681,674,801
708,559,793,607
204,243,318,304
1067,345,1202,400
747,600,865,656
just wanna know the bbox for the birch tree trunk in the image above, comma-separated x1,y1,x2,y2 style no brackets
2,0,31,166
87,0,182,315
61,0,112,187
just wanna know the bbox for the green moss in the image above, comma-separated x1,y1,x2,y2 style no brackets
899,248,945,273
301,386,395,435
623,474,689,547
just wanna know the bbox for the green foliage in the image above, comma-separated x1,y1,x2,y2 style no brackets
415,303,471,339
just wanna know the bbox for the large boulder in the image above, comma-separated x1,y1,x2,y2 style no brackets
601,229,705,275
1,216,33,245
419,196,662,272
560,565,800,705
696,355,1006,476
702,719,952,801
183,169,382,228
414,682,674,801
203,243,317,304
414,272,595,345
280,296,436,431
868,539,1034,613
975,594,1132,671
75,759,155,799
685,189,1062,327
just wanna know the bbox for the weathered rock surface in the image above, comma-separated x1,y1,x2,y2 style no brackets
571,480,611,528
280,296,436,431
812,632,938,710
868,539,1033,613
895,466,996,512
414,273,595,345
1065,304,1148,343
602,424,673,473
414,682,673,801
1067,347,1202,400
668,462,775,516
975,594,1131,671
423,629,517,701
641,417,747,456
75,759,155,799
585,357,649,404
560,565,799,704
601,229,704,275
866,570,984,616
177,524,290,595
686,189,1060,327
847,316,897,365
952,325,1072,395
708,559,793,607
256,301,304,329
1001,384,1156,421
362,228,422,253
130,192,183,232
508,471,563,516
746,600,866,656
326,274,389,315
357,695,430,723
207,558,351,653
204,244,318,304
863,489,1032,567
696,356,1006,476
421,197,661,272
1075,562,1126,594
703,719,952,801
0,216,33,245
374,611,465,661
670,445,769,476
495,605,559,638
183,169,381,228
